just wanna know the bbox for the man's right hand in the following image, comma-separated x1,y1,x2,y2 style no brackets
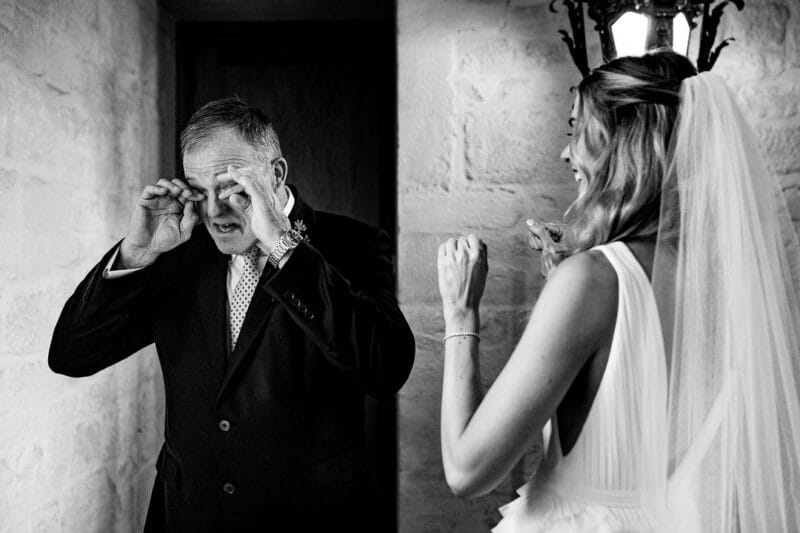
118,179,205,269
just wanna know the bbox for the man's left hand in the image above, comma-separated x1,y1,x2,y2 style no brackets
218,165,291,254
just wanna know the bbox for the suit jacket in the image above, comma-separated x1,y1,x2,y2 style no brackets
49,189,415,532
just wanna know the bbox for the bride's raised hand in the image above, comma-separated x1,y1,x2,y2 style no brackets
527,219,566,277
437,234,488,330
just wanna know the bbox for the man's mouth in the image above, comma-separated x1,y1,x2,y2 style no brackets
213,223,241,234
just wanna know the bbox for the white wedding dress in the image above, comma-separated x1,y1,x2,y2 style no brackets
493,72,800,531
493,242,695,532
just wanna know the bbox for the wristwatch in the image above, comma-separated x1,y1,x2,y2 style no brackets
267,228,303,268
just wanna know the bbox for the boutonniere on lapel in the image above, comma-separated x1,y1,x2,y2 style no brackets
292,219,309,244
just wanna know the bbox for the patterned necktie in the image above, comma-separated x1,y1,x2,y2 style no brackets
229,246,261,350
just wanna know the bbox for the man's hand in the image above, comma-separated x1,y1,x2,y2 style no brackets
218,165,290,254
119,179,204,268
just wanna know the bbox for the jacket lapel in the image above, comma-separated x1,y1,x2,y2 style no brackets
215,186,317,401
286,184,317,244
194,244,229,386
217,271,277,400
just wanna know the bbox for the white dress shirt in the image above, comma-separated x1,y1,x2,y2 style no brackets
104,188,296,306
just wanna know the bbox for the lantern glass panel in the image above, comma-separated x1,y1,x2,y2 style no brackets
611,11,650,57
672,13,690,56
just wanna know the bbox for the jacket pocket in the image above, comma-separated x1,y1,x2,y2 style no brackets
155,442,182,490
303,446,368,493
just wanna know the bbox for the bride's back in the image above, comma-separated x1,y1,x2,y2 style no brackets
494,240,670,532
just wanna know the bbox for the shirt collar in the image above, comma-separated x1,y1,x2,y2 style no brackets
283,186,295,217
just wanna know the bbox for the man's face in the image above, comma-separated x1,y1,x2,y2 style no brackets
182,128,266,255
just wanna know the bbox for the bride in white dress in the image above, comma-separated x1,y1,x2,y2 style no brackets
437,49,800,532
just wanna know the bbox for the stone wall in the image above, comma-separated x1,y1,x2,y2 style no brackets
0,1,174,531
396,0,800,531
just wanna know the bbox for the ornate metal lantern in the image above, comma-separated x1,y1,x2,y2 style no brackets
551,0,745,77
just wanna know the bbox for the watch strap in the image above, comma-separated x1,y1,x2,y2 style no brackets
267,229,302,267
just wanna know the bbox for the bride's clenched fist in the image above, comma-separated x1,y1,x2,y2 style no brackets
437,234,488,331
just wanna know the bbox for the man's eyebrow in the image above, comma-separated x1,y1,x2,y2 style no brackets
183,176,205,189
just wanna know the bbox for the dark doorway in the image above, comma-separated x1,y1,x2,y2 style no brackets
175,16,398,531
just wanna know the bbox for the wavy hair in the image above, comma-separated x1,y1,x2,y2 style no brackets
551,50,697,267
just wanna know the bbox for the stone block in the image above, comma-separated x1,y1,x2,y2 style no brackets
30,499,60,532
737,82,800,121
791,5,800,68
398,0,508,37
1,284,53,355
10,439,46,511
728,1,790,49
780,173,800,221
59,470,119,533
760,124,800,175
0,455,12,523
39,428,76,493
400,231,540,306
401,303,533,378
2,68,87,168
398,333,542,533
463,106,572,185
0,0,172,528
398,34,458,191
397,233,442,304
21,176,81,277
0,168,23,275
400,187,528,234
714,45,786,83
456,34,574,81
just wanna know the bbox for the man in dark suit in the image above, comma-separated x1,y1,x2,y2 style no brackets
49,98,415,532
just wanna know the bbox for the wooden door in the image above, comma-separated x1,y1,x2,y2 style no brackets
176,18,399,530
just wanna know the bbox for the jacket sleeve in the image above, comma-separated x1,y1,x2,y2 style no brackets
264,228,415,396
48,243,156,377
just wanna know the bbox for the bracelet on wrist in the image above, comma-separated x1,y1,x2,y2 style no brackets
442,331,480,345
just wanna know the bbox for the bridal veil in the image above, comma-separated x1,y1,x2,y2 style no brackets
652,72,800,531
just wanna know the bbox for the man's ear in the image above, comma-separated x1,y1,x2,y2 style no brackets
272,157,288,187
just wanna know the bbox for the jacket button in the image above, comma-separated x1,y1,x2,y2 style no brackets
308,312,315,320
285,291,295,299
222,482,235,495
218,419,231,432
298,303,308,313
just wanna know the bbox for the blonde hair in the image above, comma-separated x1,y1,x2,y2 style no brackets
552,50,697,266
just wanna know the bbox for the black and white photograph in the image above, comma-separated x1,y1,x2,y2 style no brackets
1,0,800,531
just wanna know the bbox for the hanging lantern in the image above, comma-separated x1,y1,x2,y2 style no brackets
550,0,745,77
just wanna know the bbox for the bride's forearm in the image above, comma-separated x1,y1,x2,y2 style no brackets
440,317,484,497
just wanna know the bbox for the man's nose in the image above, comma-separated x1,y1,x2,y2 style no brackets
560,144,570,162
205,192,227,218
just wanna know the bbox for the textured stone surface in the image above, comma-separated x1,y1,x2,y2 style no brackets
397,0,800,530
0,1,173,531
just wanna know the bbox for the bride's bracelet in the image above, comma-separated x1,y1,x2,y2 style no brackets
442,331,481,345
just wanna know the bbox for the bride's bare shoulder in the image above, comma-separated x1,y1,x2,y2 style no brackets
547,249,617,294
539,249,618,323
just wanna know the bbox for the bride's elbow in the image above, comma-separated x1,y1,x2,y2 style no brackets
444,466,492,499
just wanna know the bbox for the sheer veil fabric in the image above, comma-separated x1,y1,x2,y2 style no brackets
654,72,800,531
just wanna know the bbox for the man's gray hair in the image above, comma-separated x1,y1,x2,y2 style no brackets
180,97,282,164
